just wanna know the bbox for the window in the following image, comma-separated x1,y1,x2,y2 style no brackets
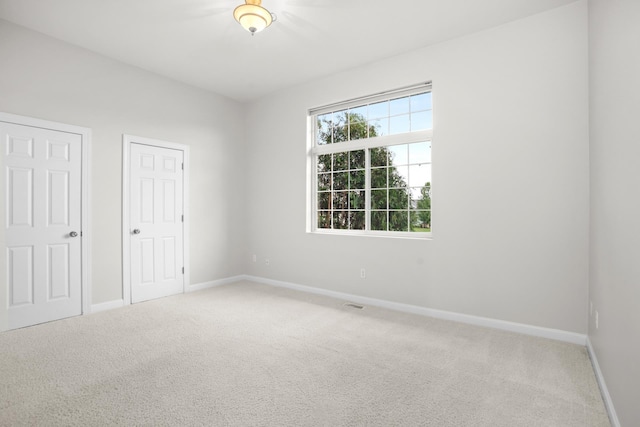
309,83,432,237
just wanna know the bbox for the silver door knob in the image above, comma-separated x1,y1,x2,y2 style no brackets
69,231,78,237
132,229,141,234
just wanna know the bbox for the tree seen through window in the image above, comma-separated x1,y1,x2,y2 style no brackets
316,110,431,232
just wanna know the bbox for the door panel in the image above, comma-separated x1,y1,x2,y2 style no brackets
130,143,184,303
48,170,70,226
8,246,34,306
162,180,175,222
8,167,33,227
140,238,155,284
2,121,82,329
48,244,70,300
140,178,154,223
162,237,176,280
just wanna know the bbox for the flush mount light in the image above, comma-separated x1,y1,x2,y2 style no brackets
233,0,275,35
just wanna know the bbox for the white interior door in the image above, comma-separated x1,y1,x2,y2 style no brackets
129,142,184,303
3,121,82,329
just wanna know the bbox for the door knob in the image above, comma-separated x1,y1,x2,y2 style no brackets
132,229,141,234
69,231,78,237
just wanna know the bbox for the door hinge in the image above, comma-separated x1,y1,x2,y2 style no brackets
181,163,184,170
182,267,185,274
181,214,184,222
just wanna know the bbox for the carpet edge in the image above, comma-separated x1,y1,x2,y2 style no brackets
587,336,621,427
242,274,587,346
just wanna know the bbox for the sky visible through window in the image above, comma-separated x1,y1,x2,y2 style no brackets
316,92,432,144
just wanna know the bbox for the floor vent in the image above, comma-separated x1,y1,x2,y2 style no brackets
344,302,364,310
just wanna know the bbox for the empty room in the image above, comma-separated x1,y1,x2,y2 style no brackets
0,0,638,425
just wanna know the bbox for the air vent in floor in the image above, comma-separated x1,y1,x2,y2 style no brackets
344,302,364,310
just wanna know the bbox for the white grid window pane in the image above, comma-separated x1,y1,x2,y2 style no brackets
408,164,431,188
311,87,432,236
390,114,410,135
410,93,432,112
389,144,408,166
390,97,410,116
409,142,431,164
411,111,431,131
368,118,389,136
368,101,389,119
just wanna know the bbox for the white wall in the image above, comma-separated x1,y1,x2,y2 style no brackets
3,2,636,421
589,1,640,425
0,19,246,328
244,2,589,333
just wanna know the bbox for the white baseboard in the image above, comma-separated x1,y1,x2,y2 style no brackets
90,299,124,313
587,337,620,427
187,275,245,292
91,276,587,346
89,276,242,313
240,275,587,346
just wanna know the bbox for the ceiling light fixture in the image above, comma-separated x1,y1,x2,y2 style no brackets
233,0,275,36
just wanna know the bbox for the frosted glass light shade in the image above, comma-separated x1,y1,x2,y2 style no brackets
234,0,273,35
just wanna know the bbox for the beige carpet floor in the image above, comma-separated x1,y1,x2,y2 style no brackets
0,280,609,426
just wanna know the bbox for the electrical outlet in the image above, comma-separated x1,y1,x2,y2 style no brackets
265,258,270,266
252,254,257,263
595,311,599,329
360,268,366,279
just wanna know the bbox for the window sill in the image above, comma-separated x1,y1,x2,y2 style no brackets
309,229,433,240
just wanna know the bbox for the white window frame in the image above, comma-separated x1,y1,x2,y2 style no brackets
307,83,433,239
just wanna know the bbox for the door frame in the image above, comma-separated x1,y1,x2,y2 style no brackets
121,134,190,305
0,111,92,324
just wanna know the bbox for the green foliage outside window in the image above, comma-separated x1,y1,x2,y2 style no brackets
317,111,431,232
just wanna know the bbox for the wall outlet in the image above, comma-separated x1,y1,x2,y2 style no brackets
265,258,270,266
595,311,599,329
252,254,257,263
360,268,366,279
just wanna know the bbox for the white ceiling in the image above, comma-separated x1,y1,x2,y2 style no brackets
0,0,577,101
